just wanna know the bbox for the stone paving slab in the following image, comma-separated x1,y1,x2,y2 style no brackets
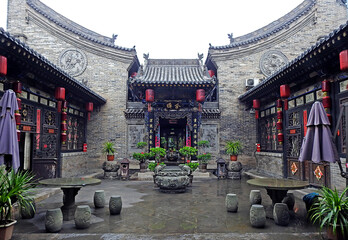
12,232,324,240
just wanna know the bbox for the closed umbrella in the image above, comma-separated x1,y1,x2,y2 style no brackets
298,101,339,163
0,89,20,172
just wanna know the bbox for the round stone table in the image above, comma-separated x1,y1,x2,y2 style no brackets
247,178,309,206
39,177,101,221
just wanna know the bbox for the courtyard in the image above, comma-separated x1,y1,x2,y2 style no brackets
11,175,321,240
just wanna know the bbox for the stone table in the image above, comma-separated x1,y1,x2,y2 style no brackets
39,177,101,220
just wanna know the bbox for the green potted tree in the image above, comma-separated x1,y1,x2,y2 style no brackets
133,142,148,172
309,186,348,240
0,168,37,240
102,141,116,161
179,146,198,163
149,147,166,163
225,140,243,161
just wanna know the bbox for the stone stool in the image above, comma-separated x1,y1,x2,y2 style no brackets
250,204,266,228
45,208,63,233
249,190,262,205
282,192,295,210
94,190,106,208
273,203,290,226
109,195,122,215
225,193,238,212
74,205,91,229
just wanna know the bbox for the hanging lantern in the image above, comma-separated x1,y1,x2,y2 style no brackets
196,89,205,102
280,85,290,98
55,87,65,100
0,56,7,76
253,99,260,109
61,132,67,143
15,112,21,125
17,98,21,110
278,133,284,143
276,99,282,108
61,111,67,121
277,111,283,119
255,110,259,119
321,80,330,92
276,121,283,130
131,72,137,78
322,96,331,108
340,50,348,71
13,81,22,94
86,102,93,121
208,70,215,77
61,122,67,131
145,89,154,102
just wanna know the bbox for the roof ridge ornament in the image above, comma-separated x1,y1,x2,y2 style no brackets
228,33,234,44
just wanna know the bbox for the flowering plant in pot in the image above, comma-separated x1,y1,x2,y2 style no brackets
149,147,166,163
308,186,348,239
133,142,149,172
102,141,116,161
225,140,243,161
0,167,37,240
197,140,211,170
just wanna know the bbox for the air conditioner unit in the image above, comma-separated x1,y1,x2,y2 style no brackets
245,78,260,87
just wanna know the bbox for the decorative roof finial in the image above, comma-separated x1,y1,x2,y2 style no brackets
198,53,204,61
228,33,234,44
143,53,149,60
112,34,118,43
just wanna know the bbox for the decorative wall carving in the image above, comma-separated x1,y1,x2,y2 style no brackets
128,125,145,153
58,48,87,77
259,50,289,77
201,124,219,154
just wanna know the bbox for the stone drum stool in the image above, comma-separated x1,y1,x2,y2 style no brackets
94,190,106,208
109,195,122,215
45,208,63,233
250,204,266,228
282,192,295,210
249,190,262,205
273,203,290,226
74,205,91,229
225,193,238,212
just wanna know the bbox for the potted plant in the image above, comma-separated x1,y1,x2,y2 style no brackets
149,147,166,163
102,141,116,161
179,146,198,163
309,186,348,240
0,168,37,240
197,140,211,171
133,142,148,172
225,140,243,161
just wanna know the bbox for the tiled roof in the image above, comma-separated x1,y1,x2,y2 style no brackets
239,20,348,103
210,0,316,50
0,28,106,105
26,0,135,52
130,59,215,85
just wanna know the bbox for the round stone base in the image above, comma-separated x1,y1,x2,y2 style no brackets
228,171,241,179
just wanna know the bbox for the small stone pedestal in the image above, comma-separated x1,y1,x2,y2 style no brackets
102,161,119,179
227,161,242,180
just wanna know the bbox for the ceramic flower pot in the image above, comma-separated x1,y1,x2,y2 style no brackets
0,220,17,240
230,155,237,161
107,155,114,161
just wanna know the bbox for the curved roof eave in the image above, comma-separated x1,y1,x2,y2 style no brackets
209,0,316,50
27,0,136,53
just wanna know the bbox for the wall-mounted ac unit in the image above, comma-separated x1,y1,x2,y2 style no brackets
245,78,260,87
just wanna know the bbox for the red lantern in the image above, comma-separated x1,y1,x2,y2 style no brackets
255,110,259,119
15,112,21,125
208,70,215,77
61,111,67,121
283,99,289,111
0,56,7,76
61,132,67,142
280,85,290,98
13,82,22,94
83,143,87,152
17,98,21,110
253,99,260,109
278,133,284,143
86,102,93,112
196,89,205,102
256,143,261,152
61,122,67,131
276,121,283,130
321,80,330,92
322,96,331,108
340,50,348,71
277,111,283,120
146,89,154,102
55,87,65,101
276,99,282,108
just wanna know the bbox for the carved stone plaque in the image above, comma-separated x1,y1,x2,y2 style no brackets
201,124,218,154
128,125,145,153
58,48,87,77
259,50,288,77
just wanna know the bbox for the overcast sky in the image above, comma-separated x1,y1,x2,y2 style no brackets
1,0,304,62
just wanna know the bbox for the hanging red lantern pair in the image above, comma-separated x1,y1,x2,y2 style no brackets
55,87,65,113
253,99,260,119
146,89,154,103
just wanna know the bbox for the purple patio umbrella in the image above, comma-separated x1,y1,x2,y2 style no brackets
0,89,20,172
298,101,339,163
